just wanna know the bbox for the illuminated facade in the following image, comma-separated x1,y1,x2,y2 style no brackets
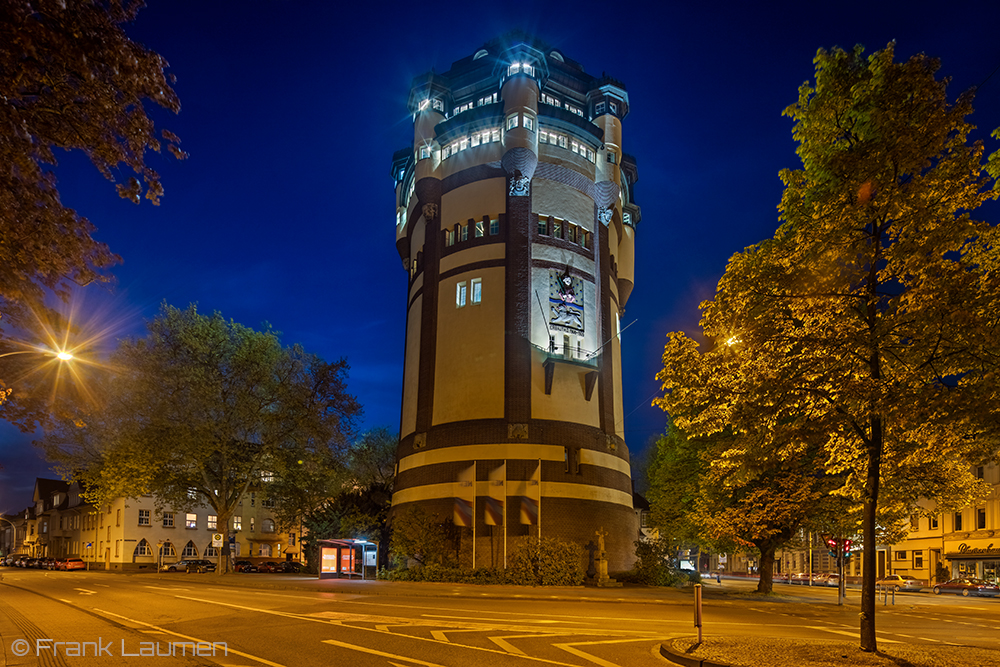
390,33,641,570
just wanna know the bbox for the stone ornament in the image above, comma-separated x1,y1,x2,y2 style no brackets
598,207,613,226
422,203,438,220
509,170,530,196
508,423,529,439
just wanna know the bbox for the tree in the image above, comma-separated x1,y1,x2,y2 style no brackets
1,0,185,412
40,303,361,573
656,43,1000,651
648,424,837,593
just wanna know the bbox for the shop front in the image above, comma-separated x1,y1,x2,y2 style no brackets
944,540,1000,583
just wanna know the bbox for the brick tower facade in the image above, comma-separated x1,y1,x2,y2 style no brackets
390,33,642,571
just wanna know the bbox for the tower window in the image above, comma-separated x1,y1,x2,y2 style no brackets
542,93,559,106
607,151,617,164
609,101,618,114
538,218,548,235
445,229,455,247
432,99,444,112
553,220,562,239
456,282,467,308
460,224,468,242
490,219,499,235
595,101,605,115
475,220,484,237
419,146,430,160
523,115,534,132
506,114,519,131
471,278,482,304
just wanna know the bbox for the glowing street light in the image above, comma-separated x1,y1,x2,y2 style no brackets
0,348,75,361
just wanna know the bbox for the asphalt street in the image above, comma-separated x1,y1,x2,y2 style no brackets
1,569,998,666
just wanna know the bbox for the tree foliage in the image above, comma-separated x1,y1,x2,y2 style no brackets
1,0,185,409
655,44,1000,650
40,303,360,572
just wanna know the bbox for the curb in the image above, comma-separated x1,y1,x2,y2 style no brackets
659,638,732,667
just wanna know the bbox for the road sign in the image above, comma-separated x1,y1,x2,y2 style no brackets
212,533,223,547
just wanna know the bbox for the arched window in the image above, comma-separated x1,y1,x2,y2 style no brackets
262,519,275,533
159,542,175,558
205,544,219,558
181,541,198,558
134,539,151,557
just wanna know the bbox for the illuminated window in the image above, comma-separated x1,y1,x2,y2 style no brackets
456,281,467,308
470,134,480,147
250,517,255,532
587,148,595,161
260,544,272,557
233,516,242,531
594,101,605,115
186,513,197,529
507,114,518,131
609,101,618,114
262,519,275,533
134,540,151,557
490,219,499,235
542,93,559,106
471,278,482,304
138,510,150,526
419,145,430,159
460,225,468,242
432,99,444,112
445,229,455,247
558,135,567,149
523,115,534,132
460,137,468,151
162,512,174,528
475,220,484,237
491,129,501,142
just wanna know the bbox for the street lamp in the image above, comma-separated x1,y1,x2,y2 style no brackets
0,348,74,361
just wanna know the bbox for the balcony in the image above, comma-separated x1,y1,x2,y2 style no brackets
532,341,600,399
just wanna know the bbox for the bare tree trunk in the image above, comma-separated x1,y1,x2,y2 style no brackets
860,415,882,652
756,545,776,594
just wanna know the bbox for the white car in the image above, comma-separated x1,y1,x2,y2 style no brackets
876,574,924,591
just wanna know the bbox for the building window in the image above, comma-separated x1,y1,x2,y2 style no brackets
456,281,467,308
931,515,939,529
138,510,150,526
523,115,534,132
233,516,242,531
263,498,275,508
445,229,455,247
977,466,985,479
289,534,296,546
134,539,151,557
607,151,617,164
538,218,548,235
260,544,272,557
419,145,430,160
262,519,275,533
162,512,174,528
432,99,444,112
460,224,468,242
205,545,218,558
913,551,923,568
978,507,987,530
553,220,562,239
115,540,120,557
250,517,255,532
207,515,217,530
506,114,518,131
542,93,559,106
250,492,255,507
955,512,963,531
181,541,198,558
471,278,482,304
116,509,121,527
595,101,605,115
475,220,484,237
609,101,618,114
895,550,907,560
490,219,499,235
158,542,175,558
234,542,241,556
186,513,197,529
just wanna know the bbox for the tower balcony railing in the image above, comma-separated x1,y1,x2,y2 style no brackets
531,341,600,368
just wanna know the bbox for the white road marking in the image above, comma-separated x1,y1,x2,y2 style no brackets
92,607,287,667
74,588,97,595
806,626,901,643
322,640,446,667
554,637,679,667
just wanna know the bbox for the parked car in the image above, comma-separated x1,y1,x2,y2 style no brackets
876,574,925,591
278,561,304,574
789,572,811,584
933,578,1000,597
824,573,841,587
812,572,832,585
50,558,67,571
257,561,282,573
63,558,86,571
161,559,216,573
233,560,257,573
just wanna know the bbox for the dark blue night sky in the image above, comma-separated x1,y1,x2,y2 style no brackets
3,0,999,512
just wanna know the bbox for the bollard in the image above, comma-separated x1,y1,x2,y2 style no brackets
694,584,703,644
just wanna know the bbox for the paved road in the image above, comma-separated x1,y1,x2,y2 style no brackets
1,570,998,666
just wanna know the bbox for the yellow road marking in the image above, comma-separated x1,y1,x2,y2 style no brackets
554,637,678,667
322,640,446,666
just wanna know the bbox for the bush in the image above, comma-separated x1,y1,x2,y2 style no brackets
624,538,693,587
377,537,583,586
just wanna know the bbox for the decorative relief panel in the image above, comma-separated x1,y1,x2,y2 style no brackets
549,268,584,333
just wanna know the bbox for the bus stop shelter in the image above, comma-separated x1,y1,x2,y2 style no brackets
316,539,378,580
